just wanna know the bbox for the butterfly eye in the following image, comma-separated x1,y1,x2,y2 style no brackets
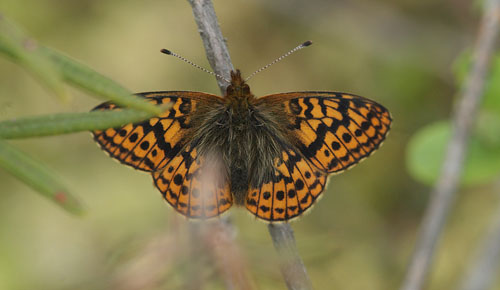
226,85,235,95
242,84,250,95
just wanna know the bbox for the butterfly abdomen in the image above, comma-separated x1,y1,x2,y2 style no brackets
227,105,255,205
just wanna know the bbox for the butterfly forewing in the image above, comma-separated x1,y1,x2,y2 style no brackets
92,92,222,172
257,92,391,175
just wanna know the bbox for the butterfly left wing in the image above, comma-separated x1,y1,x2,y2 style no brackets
92,91,223,172
256,92,391,174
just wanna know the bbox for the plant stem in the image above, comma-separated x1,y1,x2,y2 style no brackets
187,0,234,93
186,1,312,289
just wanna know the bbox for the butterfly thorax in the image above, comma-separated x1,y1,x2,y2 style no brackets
224,70,255,106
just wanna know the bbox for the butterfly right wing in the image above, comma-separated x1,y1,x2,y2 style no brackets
92,91,223,172
246,91,391,222
256,92,391,174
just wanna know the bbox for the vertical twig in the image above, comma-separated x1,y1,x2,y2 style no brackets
186,1,312,289
186,1,245,289
268,224,313,290
187,0,233,93
458,182,500,290
400,1,500,290
203,219,255,290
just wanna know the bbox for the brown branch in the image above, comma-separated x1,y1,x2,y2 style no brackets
187,0,233,93
202,219,255,290
186,1,312,289
400,1,500,290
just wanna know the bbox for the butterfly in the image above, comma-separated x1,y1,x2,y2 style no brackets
92,68,391,222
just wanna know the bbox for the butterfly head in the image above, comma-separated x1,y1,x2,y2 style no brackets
225,70,251,99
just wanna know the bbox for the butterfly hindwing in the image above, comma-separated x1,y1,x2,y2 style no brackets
245,143,326,221
152,144,232,218
257,92,391,174
92,91,222,172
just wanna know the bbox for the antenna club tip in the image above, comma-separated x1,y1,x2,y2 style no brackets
160,48,172,55
302,40,313,47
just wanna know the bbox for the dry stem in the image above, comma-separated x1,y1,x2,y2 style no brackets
186,0,312,289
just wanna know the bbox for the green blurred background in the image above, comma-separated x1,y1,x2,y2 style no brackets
1,0,499,289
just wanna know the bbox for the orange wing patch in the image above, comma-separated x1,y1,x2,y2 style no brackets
260,92,391,174
245,146,326,222
92,92,222,172
152,145,232,219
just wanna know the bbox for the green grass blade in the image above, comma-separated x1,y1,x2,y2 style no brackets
39,46,164,115
0,139,84,215
0,108,165,139
0,15,68,101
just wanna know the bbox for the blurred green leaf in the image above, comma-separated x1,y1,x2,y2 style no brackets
0,14,68,101
407,121,500,186
416,50,500,186
0,109,160,139
0,139,84,215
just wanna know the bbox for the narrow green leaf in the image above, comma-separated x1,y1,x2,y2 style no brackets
39,46,164,115
0,15,68,101
0,139,84,215
0,108,164,139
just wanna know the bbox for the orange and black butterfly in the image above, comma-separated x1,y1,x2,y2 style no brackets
91,43,391,222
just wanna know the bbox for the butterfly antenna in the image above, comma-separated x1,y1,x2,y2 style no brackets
244,40,312,82
160,49,230,83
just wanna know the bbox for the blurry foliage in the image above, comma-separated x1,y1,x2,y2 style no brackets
406,52,500,186
0,15,168,214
